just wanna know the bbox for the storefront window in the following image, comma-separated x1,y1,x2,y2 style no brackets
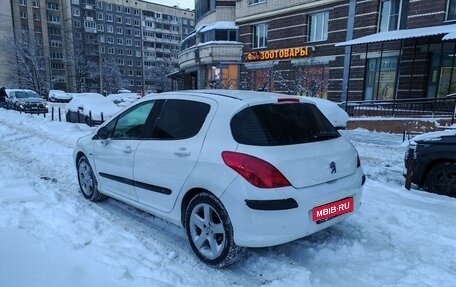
364,57,398,100
427,43,456,98
448,0,456,20
206,65,239,89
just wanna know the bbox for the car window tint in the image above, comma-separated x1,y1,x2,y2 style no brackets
111,101,155,140
151,99,210,140
231,103,339,146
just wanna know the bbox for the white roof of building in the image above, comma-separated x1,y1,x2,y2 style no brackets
336,24,456,46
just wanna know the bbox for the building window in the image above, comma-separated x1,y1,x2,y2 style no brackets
309,12,329,42
32,0,39,8
71,0,79,4
96,1,102,9
106,14,113,22
125,18,131,25
116,27,123,34
249,0,266,4
448,0,456,20
125,7,130,14
364,57,398,100
106,4,112,11
74,20,81,28
97,24,104,31
33,13,40,21
73,8,80,17
252,23,268,49
20,12,28,19
97,13,103,20
107,25,113,33
133,9,139,15
20,0,27,6
117,38,123,45
378,0,406,32
47,15,60,23
116,5,122,13
116,16,122,23
47,3,58,10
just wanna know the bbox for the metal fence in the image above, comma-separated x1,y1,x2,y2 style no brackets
342,96,456,124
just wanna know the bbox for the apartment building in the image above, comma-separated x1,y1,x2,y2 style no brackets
177,0,456,105
177,0,243,89
64,0,194,94
0,1,14,87
338,0,456,102
4,0,194,94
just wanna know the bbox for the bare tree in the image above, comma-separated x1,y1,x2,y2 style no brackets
292,64,330,98
145,62,174,93
100,60,129,93
0,30,48,94
65,38,99,92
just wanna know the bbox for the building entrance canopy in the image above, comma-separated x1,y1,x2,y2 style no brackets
336,24,456,46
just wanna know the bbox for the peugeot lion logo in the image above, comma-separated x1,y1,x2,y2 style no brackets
330,161,337,174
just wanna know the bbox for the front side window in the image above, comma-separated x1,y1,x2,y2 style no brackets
309,12,329,42
231,103,338,146
110,101,155,140
378,0,407,32
448,0,456,20
252,23,268,49
151,100,210,140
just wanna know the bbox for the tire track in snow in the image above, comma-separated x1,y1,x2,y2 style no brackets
0,115,277,286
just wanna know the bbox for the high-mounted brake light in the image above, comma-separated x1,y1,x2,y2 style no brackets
278,98,300,103
221,151,291,188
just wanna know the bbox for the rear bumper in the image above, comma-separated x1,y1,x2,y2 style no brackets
220,168,364,247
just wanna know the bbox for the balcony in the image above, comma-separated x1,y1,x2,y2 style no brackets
179,42,243,70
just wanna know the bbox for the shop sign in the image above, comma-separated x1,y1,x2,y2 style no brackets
246,47,311,62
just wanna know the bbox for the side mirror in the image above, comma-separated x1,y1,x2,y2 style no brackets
96,126,109,140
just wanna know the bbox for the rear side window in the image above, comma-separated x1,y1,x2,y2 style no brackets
151,99,210,140
231,103,339,146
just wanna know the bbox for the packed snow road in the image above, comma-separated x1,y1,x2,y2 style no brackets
0,109,455,287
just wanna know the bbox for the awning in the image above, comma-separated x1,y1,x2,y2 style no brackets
336,24,456,46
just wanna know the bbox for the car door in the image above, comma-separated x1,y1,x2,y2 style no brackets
93,100,156,201
134,97,216,212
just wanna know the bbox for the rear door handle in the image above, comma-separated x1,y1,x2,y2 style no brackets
174,148,191,157
123,146,133,153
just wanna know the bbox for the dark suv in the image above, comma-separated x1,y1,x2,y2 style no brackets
404,130,456,197
5,89,48,114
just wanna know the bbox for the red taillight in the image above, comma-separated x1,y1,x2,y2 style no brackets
221,151,291,188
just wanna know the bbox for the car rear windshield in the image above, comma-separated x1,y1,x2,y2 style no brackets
231,102,340,146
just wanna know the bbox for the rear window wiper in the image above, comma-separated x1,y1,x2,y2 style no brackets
312,131,340,140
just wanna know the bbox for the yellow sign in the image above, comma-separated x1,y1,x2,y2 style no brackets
246,47,310,61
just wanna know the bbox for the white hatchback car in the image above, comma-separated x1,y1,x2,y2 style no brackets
73,90,364,267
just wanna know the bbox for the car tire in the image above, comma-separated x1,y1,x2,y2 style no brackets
425,162,456,197
77,155,106,202
184,192,245,268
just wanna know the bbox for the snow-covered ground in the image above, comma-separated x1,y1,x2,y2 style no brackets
0,109,455,287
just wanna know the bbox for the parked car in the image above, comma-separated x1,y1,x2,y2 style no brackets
304,97,350,129
404,129,456,197
5,89,48,113
73,89,365,267
106,92,141,107
65,93,120,126
48,90,72,103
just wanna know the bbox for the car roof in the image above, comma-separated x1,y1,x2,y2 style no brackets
161,89,315,105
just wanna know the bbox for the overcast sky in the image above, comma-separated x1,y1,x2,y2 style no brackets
144,0,195,10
